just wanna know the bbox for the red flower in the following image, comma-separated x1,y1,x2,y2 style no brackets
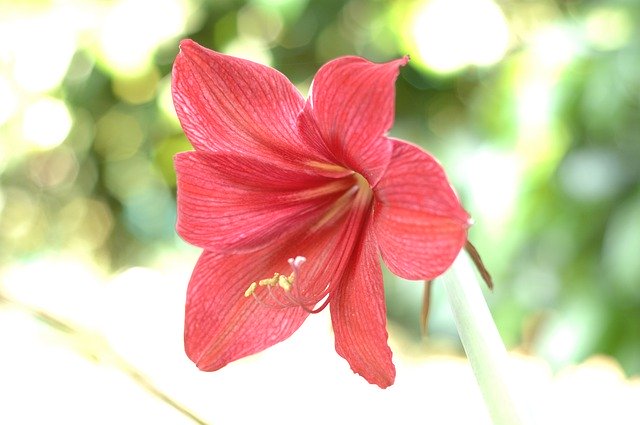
172,40,470,388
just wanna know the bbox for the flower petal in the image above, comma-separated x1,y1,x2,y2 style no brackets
184,249,309,371
175,151,350,252
185,194,374,370
331,221,396,388
278,184,375,309
172,39,306,157
374,139,470,280
303,56,408,185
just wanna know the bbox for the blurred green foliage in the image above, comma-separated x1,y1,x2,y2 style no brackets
1,0,639,376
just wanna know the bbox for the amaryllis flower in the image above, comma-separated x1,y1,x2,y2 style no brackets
172,39,470,388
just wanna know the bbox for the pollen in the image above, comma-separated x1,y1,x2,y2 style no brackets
244,282,257,297
243,256,307,299
278,274,292,291
258,273,280,287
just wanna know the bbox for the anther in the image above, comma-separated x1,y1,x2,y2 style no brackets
258,273,279,287
278,274,292,291
244,282,257,297
243,256,308,305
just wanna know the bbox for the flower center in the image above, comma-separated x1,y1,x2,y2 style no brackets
310,171,372,231
244,256,305,298
354,171,372,198
244,256,328,313
242,170,373,314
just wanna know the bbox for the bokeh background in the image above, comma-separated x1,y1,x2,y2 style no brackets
1,0,639,423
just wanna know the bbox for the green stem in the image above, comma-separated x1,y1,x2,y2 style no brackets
440,251,534,425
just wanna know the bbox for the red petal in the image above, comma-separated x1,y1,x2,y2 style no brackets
185,194,374,370
172,40,307,158
184,249,309,371
175,151,350,252
283,184,375,309
331,221,396,388
373,139,470,280
303,56,408,185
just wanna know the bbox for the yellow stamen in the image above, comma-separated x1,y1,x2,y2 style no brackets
258,273,280,286
278,274,292,292
244,282,257,297
244,256,306,301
